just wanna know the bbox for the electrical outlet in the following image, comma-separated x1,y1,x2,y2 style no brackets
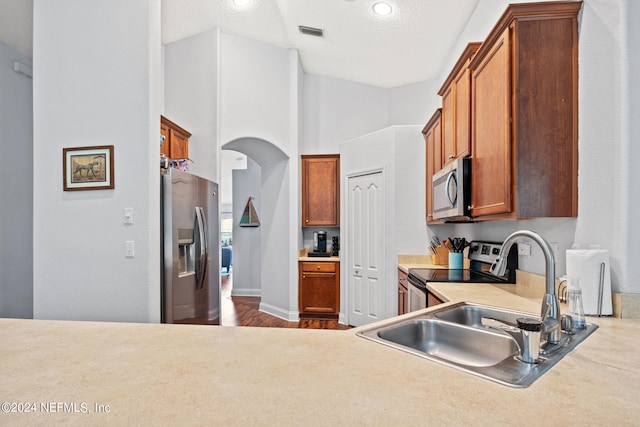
125,241,135,258
517,242,531,256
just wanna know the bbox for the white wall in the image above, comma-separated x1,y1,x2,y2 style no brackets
302,74,388,154
219,33,299,319
340,125,428,320
627,0,640,293
220,33,292,150
164,29,219,182
231,157,261,297
393,126,430,255
0,42,32,318
388,80,441,126
32,0,162,322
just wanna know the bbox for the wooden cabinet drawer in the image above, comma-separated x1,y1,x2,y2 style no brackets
300,262,336,273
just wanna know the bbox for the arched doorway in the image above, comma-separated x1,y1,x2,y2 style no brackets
221,137,298,322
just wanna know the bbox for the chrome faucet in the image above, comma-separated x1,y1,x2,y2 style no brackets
490,230,562,345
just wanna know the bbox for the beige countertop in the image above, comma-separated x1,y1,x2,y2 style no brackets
298,255,340,262
298,249,340,262
1,281,639,425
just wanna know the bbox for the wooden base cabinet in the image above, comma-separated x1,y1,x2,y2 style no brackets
299,262,339,317
398,269,408,316
427,293,444,308
469,2,581,220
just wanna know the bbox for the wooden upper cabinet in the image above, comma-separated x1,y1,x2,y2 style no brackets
302,154,340,227
160,115,191,160
438,42,482,166
422,109,442,224
470,29,512,218
469,1,581,220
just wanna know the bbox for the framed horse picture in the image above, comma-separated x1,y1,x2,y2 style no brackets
63,145,114,191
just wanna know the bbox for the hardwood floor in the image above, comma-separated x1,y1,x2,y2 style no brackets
221,272,351,330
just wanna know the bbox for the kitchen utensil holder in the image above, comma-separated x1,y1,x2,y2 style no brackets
431,247,449,265
448,252,464,269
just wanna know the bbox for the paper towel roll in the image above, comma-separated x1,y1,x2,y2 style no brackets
566,250,612,316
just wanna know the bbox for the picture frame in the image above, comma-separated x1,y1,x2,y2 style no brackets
63,145,114,191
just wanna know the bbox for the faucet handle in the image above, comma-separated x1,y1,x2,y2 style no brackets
517,318,543,332
561,314,575,334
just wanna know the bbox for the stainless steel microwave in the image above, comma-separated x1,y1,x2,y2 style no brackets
432,157,471,221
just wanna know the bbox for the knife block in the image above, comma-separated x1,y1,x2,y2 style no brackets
431,247,449,265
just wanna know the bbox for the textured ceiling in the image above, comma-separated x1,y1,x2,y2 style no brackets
0,0,480,88
162,0,481,87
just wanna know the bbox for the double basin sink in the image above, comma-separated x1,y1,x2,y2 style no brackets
356,302,598,387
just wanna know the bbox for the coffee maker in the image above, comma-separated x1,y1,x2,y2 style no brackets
313,231,327,253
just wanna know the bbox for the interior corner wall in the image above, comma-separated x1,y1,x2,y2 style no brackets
0,42,33,318
231,158,262,297
164,29,219,183
387,80,441,126
32,0,162,322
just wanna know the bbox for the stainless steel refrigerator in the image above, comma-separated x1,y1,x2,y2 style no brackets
161,168,220,324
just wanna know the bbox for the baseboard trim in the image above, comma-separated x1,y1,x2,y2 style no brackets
259,302,299,322
230,288,261,297
339,312,348,325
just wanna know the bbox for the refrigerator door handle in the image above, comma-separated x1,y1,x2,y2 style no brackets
194,207,208,290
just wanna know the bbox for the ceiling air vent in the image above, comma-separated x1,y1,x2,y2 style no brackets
298,25,324,37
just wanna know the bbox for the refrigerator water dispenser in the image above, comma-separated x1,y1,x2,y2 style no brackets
178,228,195,277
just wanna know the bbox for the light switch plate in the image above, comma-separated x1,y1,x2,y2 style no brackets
123,208,134,225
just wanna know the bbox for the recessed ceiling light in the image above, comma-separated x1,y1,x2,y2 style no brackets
233,0,251,7
372,2,393,16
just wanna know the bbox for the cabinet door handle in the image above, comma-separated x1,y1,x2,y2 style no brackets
302,275,306,279
448,155,455,159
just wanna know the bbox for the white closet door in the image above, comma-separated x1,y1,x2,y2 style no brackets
347,171,384,327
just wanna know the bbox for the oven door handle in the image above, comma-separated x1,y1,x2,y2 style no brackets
445,171,458,208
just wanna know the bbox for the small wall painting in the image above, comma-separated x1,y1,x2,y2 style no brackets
63,145,114,191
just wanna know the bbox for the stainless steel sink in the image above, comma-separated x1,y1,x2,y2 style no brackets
434,302,529,328
377,318,519,367
357,302,598,387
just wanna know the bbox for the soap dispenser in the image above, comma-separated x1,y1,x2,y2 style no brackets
567,277,586,329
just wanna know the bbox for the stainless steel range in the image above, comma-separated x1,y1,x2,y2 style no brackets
407,241,518,310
